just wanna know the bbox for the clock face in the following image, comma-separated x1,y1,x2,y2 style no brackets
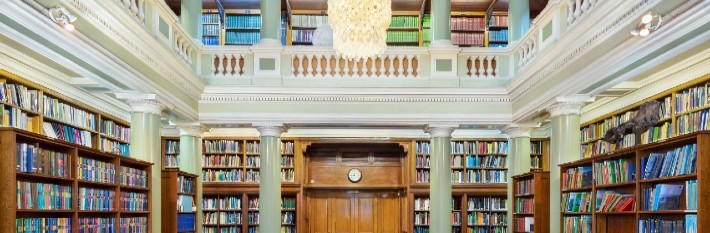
348,168,362,183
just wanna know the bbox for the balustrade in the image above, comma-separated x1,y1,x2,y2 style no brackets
114,0,145,22
466,56,500,79
290,54,420,78
567,0,601,26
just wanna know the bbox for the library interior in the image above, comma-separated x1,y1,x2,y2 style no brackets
0,0,708,232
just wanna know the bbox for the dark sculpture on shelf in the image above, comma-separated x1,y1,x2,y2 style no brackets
604,101,662,143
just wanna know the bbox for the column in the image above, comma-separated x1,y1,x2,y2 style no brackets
508,0,531,41
502,125,534,232
430,0,451,45
122,97,164,233
427,125,455,233
546,97,586,233
260,0,281,44
176,123,209,232
181,0,202,39
256,124,286,232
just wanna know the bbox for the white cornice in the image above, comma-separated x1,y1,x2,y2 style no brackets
200,112,513,125
201,95,511,103
187,128,508,139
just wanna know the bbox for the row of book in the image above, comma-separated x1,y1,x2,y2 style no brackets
282,226,296,233
16,142,70,178
641,144,696,179
639,216,697,233
452,171,465,183
282,212,296,224
459,155,506,168
100,119,130,142
451,17,486,31
467,227,508,232
282,197,296,210
16,218,71,233
0,81,40,111
386,31,418,43
203,226,239,233
78,156,116,184
202,36,220,46
248,197,260,210
164,154,179,168
531,155,542,169
225,15,261,29
178,194,195,213
563,215,591,233
2,106,36,132
414,226,429,233
177,213,196,232
246,169,260,182
390,16,419,28
562,192,592,212
675,83,708,113
178,175,195,194
121,192,148,211
489,15,509,27
488,29,508,42
202,196,241,210
282,141,295,154
452,212,462,226
203,169,243,182
120,166,148,188
248,212,260,224
467,212,506,226
562,166,593,189
165,140,179,154
451,141,509,155
246,142,260,153
292,29,314,43
531,141,543,154
281,169,295,182
677,109,709,135
415,197,430,210
203,140,240,153
594,158,636,185
245,156,260,167
44,122,93,147
17,181,72,210
514,217,534,232
581,121,607,143
204,154,241,167
416,154,430,168
640,122,672,144
466,170,508,184
78,218,114,233
642,183,691,211
658,97,673,119
580,140,610,158
515,198,534,213
203,212,240,224
415,212,430,225
121,217,148,233
467,197,507,211
452,32,485,46
489,42,507,48
423,28,431,41
595,191,635,212
281,155,294,167
291,15,328,28
202,13,219,24
78,187,115,211
43,96,96,130
416,141,430,154
515,179,533,196
225,31,260,45
99,138,129,156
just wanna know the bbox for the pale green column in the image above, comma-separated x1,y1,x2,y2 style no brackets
126,100,163,233
178,135,198,173
427,127,454,233
177,124,208,232
508,0,531,41
257,125,285,232
547,102,583,233
260,0,281,41
503,126,533,232
431,0,451,41
181,0,202,39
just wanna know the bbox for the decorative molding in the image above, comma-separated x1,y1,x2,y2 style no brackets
176,123,211,137
201,95,511,103
546,95,592,117
425,125,457,138
115,93,168,115
255,124,287,137
501,123,539,138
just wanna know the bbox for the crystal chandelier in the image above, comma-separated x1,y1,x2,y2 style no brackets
328,0,392,61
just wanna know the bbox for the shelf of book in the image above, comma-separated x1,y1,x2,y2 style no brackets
289,11,328,46
410,192,507,233
487,13,508,48
0,128,151,233
162,170,198,233
559,132,706,233
450,12,486,47
162,137,180,170
413,139,509,185
512,171,550,233
530,139,550,171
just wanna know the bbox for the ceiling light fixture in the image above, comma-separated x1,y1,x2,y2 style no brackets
49,6,77,31
631,11,662,37
328,0,391,61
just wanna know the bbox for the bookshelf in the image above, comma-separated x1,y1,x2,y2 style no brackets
530,139,550,171
487,13,509,48
0,128,152,233
413,196,430,232
422,14,431,47
162,137,180,169
289,11,329,45
387,12,421,47
414,139,509,185
281,196,297,233
201,11,221,46
161,170,198,233
1,72,132,156
411,193,507,233
224,10,262,45
202,194,244,233
282,141,295,182
450,12,486,47
247,195,259,233
559,132,706,233
512,171,550,233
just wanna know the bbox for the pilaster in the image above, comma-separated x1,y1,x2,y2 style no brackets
426,124,456,233
256,123,287,233
175,122,209,232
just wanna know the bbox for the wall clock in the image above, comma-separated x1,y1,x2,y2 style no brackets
347,168,362,183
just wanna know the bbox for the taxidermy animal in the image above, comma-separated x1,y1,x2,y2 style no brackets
604,101,661,143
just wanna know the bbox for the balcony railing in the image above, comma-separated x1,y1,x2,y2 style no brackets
284,47,426,79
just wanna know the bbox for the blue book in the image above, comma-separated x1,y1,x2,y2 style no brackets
656,184,683,210
642,155,655,179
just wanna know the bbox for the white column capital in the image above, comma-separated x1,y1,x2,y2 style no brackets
176,122,210,137
546,95,593,117
426,124,457,138
502,123,538,138
255,123,287,137
115,93,171,115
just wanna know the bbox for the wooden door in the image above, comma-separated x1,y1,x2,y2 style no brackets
308,191,402,233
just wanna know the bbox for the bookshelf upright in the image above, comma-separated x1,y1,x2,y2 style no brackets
512,171,550,233
161,170,198,233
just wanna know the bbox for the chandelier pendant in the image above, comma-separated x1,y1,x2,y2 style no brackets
327,0,392,61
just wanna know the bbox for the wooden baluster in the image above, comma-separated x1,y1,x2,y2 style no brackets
307,55,315,77
397,55,405,78
314,55,322,78
291,55,297,77
388,56,396,77
474,56,482,78
366,58,373,77
334,55,342,77
378,57,385,77
466,56,473,77
216,54,225,77
298,55,306,77
493,56,499,78
405,55,413,78
325,55,332,77
415,55,420,77
225,54,234,77
237,54,244,76
568,0,576,25
211,54,217,77
485,56,494,79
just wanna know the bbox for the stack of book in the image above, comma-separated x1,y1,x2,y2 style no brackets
16,143,70,178
78,187,115,211
16,218,71,233
595,191,635,212
78,157,116,184
121,191,148,211
594,158,636,185
17,182,72,210
641,144,697,179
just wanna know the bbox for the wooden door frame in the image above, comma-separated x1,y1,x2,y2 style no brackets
305,188,407,233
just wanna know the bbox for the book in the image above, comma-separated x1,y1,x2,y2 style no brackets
467,197,507,211
246,141,260,154
177,195,195,212
246,169,260,182
16,142,70,178
203,154,242,167
563,215,592,233
78,187,115,211
16,218,71,233
562,166,593,189
686,179,698,210
465,155,506,168
466,169,507,183
203,140,240,153
79,218,115,233
43,95,96,130
594,158,636,185
516,198,534,213
218,211,242,224
178,175,195,194
514,216,534,232
100,138,130,156
120,217,148,233
641,144,696,179
281,141,294,154
515,178,534,196
686,215,698,233
639,218,685,233
177,213,196,232
17,181,72,210
78,156,117,184
643,184,683,211
203,168,244,182
561,192,592,212
121,191,148,211
595,190,635,212
416,141,430,154
120,166,148,188
416,170,430,183
100,119,130,142
1,82,40,111
415,197,430,211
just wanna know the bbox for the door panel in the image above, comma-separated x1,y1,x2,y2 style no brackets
308,191,401,233
309,193,330,233
356,196,375,233
377,194,401,233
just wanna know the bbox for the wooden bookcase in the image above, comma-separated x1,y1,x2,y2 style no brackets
559,132,706,232
486,12,509,48
202,193,244,233
289,10,328,46
450,12,487,47
201,10,221,46
387,12,422,47
531,139,550,171
0,128,152,233
161,137,180,170
512,171,550,233
161,170,198,233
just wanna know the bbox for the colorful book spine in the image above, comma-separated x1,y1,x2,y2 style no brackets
79,218,115,233
100,138,129,156
451,32,484,46
386,31,419,43
16,142,70,178
516,198,534,213
416,141,430,154
593,158,636,185
16,182,72,210
203,140,240,153
489,15,509,27
246,141,260,154
675,84,708,113
121,191,148,211
515,179,534,196
43,122,93,147
120,217,148,233
281,169,295,182
467,197,507,211
246,169,260,182
595,191,635,212
466,170,507,184
281,197,296,210
563,215,592,233
202,169,243,182
43,95,96,130
1,82,41,111
465,155,506,168
562,166,593,189
120,166,148,188
177,213,196,232
220,196,241,210
686,179,698,210
641,144,696,179
178,175,195,194
638,218,687,233
100,120,130,142
78,187,115,211
78,156,116,184
225,31,261,45
245,155,260,167
281,155,294,167
416,170,430,183
416,154,430,168
281,141,294,154
225,15,261,29
248,212,260,224
248,197,259,210
451,17,485,31
415,212,430,225
2,106,36,132
389,16,418,28
561,192,592,212
203,154,241,167
677,109,709,135
220,212,242,224
16,218,72,233
465,141,509,154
